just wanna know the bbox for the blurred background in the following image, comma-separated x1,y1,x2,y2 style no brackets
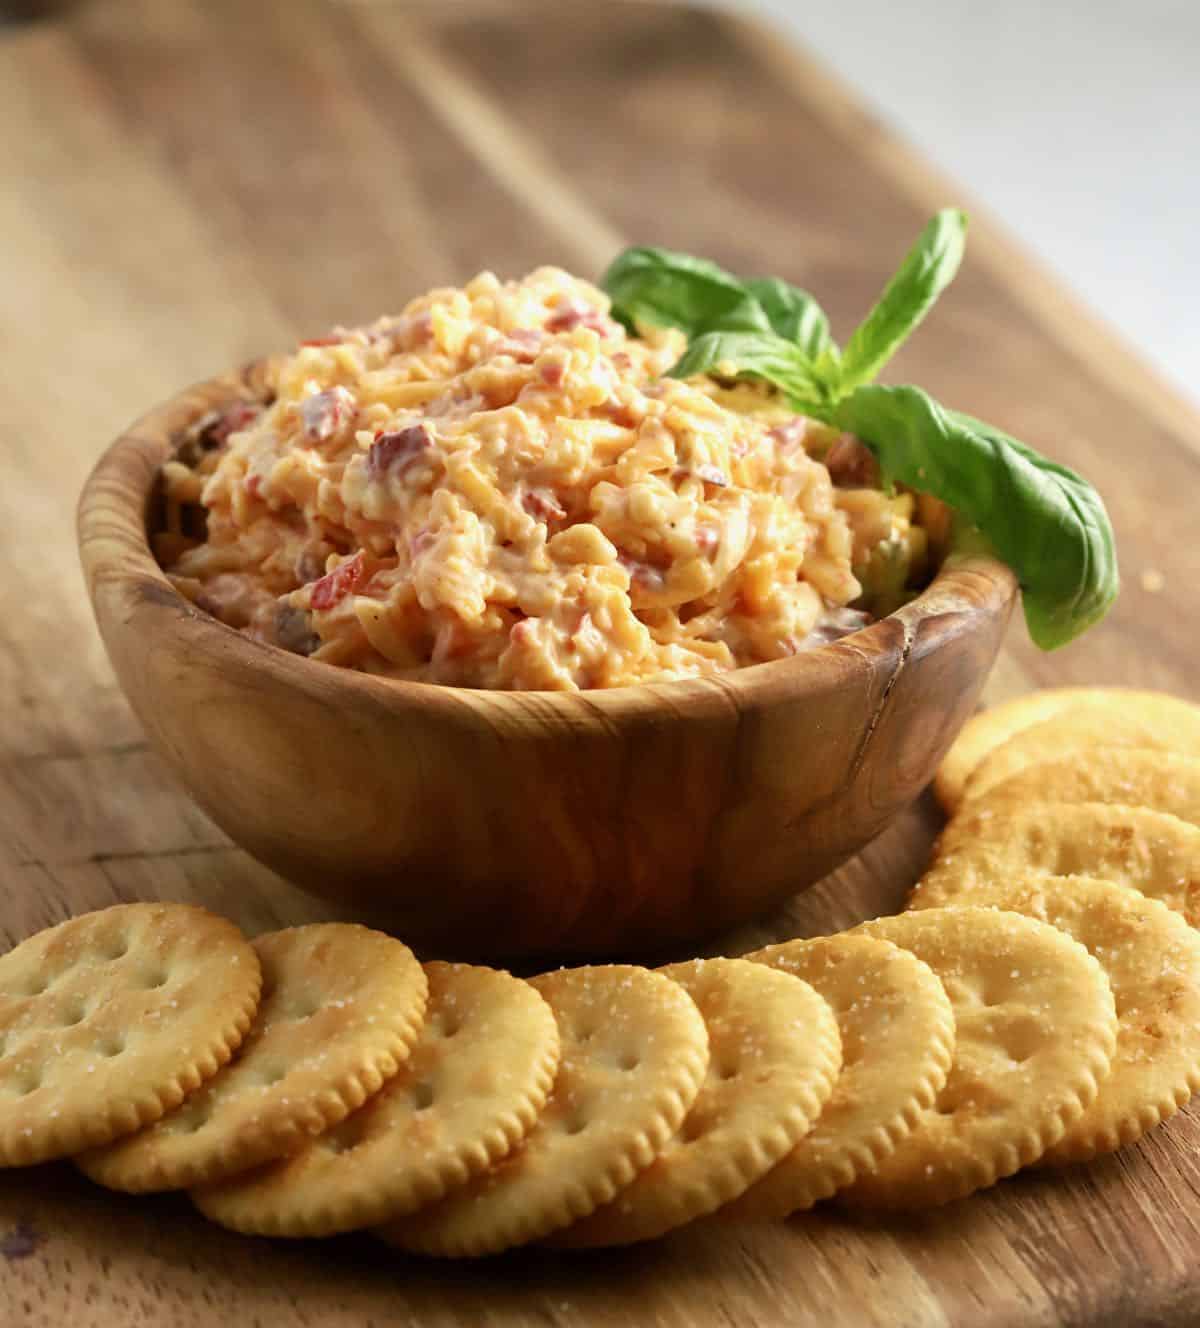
2,0,1195,411
737,0,1199,405
5,0,1194,406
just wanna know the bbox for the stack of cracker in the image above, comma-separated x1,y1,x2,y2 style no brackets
1,686,1199,1254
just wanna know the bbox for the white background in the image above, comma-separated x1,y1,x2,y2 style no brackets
736,0,1199,405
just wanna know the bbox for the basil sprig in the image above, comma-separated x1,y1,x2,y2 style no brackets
600,210,1119,650
836,208,966,394
834,388,1118,648
669,331,827,416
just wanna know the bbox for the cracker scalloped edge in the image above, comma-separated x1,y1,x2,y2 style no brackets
78,972,427,1193
5,971,262,1168
731,996,955,1219
193,1025,562,1236
380,1039,710,1258
843,1008,1114,1210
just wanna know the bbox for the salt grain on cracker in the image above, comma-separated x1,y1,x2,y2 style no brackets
962,709,1200,806
728,934,955,1218
77,924,426,1192
909,875,1200,1164
0,903,261,1167
841,907,1117,1209
192,961,559,1237
935,689,1200,815
944,749,1200,837
556,957,841,1245
377,964,709,1257
917,803,1200,927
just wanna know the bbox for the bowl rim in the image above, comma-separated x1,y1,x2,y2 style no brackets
77,361,1019,720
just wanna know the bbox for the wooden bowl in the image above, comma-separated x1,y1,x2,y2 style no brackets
77,363,1018,960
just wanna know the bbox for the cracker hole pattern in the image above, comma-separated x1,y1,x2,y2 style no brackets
14,1069,43,1098
320,1111,373,1155
60,1001,88,1028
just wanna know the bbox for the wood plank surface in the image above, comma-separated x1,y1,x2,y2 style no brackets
1,1,1197,1324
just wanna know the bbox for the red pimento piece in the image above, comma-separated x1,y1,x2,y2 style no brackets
545,302,611,334
244,474,263,499
300,387,356,443
495,328,543,362
309,552,365,611
367,424,432,480
521,487,567,522
405,311,434,344
620,556,666,593
602,399,639,429
299,334,342,348
207,400,260,448
539,359,566,387
824,433,881,488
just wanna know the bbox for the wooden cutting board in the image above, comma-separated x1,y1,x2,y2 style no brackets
2,1,1198,1323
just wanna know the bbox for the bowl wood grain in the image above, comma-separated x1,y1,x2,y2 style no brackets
78,363,1017,959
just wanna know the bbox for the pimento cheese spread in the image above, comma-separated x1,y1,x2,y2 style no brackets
160,268,924,690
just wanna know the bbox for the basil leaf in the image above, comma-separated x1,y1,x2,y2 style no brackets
834,384,1118,649
667,331,826,413
742,278,833,360
836,209,968,395
601,247,771,336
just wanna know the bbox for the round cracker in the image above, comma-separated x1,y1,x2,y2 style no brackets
963,711,1191,806
840,908,1117,1209
555,958,841,1246
77,924,427,1192
0,904,261,1166
934,689,1200,814
945,749,1200,836
908,875,1200,1164
727,935,955,1219
377,964,709,1257
192,962,560,1236
916,803,1200,925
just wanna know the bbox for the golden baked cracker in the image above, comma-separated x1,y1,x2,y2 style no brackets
915,803,1200,925
378,964,709,1257
840,908,1116,1209
78,924,426,1192
907,875,1200,1164
962,711,1191,806
555,958,841,1246
934,689,1200,814
944,749,1200,839
192,962,560,1236
727,935,955,1219
0,903,261,1167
